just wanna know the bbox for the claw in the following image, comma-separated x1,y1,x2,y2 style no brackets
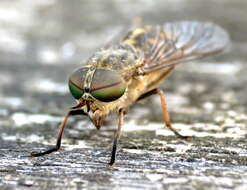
107,163,116,168
181,136,193,141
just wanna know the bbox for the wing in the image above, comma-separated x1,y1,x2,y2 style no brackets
103,17,143,49
123,21,230,74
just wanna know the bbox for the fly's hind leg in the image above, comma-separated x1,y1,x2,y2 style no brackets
137,88,191,140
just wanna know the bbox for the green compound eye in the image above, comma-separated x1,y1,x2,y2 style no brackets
68,81,84,99
68,67,88,99
90,69,127,102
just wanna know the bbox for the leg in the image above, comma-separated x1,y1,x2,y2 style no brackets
108,109,125,167
156,89,191,139
137,88,159,101
138,88,191,140
31,109,87,157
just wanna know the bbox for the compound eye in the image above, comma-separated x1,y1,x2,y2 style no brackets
90,69,127,102
68,67,88,99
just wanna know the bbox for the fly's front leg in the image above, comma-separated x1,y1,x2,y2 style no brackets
31,109,87,157
108,109,125,167
137,88,191,140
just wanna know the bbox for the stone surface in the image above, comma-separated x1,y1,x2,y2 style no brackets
0,0,247,189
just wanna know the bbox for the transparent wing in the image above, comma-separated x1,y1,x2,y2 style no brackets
139,21,230,73
104,17,143,49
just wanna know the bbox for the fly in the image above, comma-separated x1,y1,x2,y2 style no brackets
31,21,230,167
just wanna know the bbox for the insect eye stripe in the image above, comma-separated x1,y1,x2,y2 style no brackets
91,81,122,92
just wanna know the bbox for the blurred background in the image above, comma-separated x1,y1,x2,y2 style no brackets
0,0,246,116
0,0,246,143
0,0,247,145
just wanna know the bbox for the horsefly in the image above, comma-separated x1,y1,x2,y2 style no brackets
31,21,230,167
